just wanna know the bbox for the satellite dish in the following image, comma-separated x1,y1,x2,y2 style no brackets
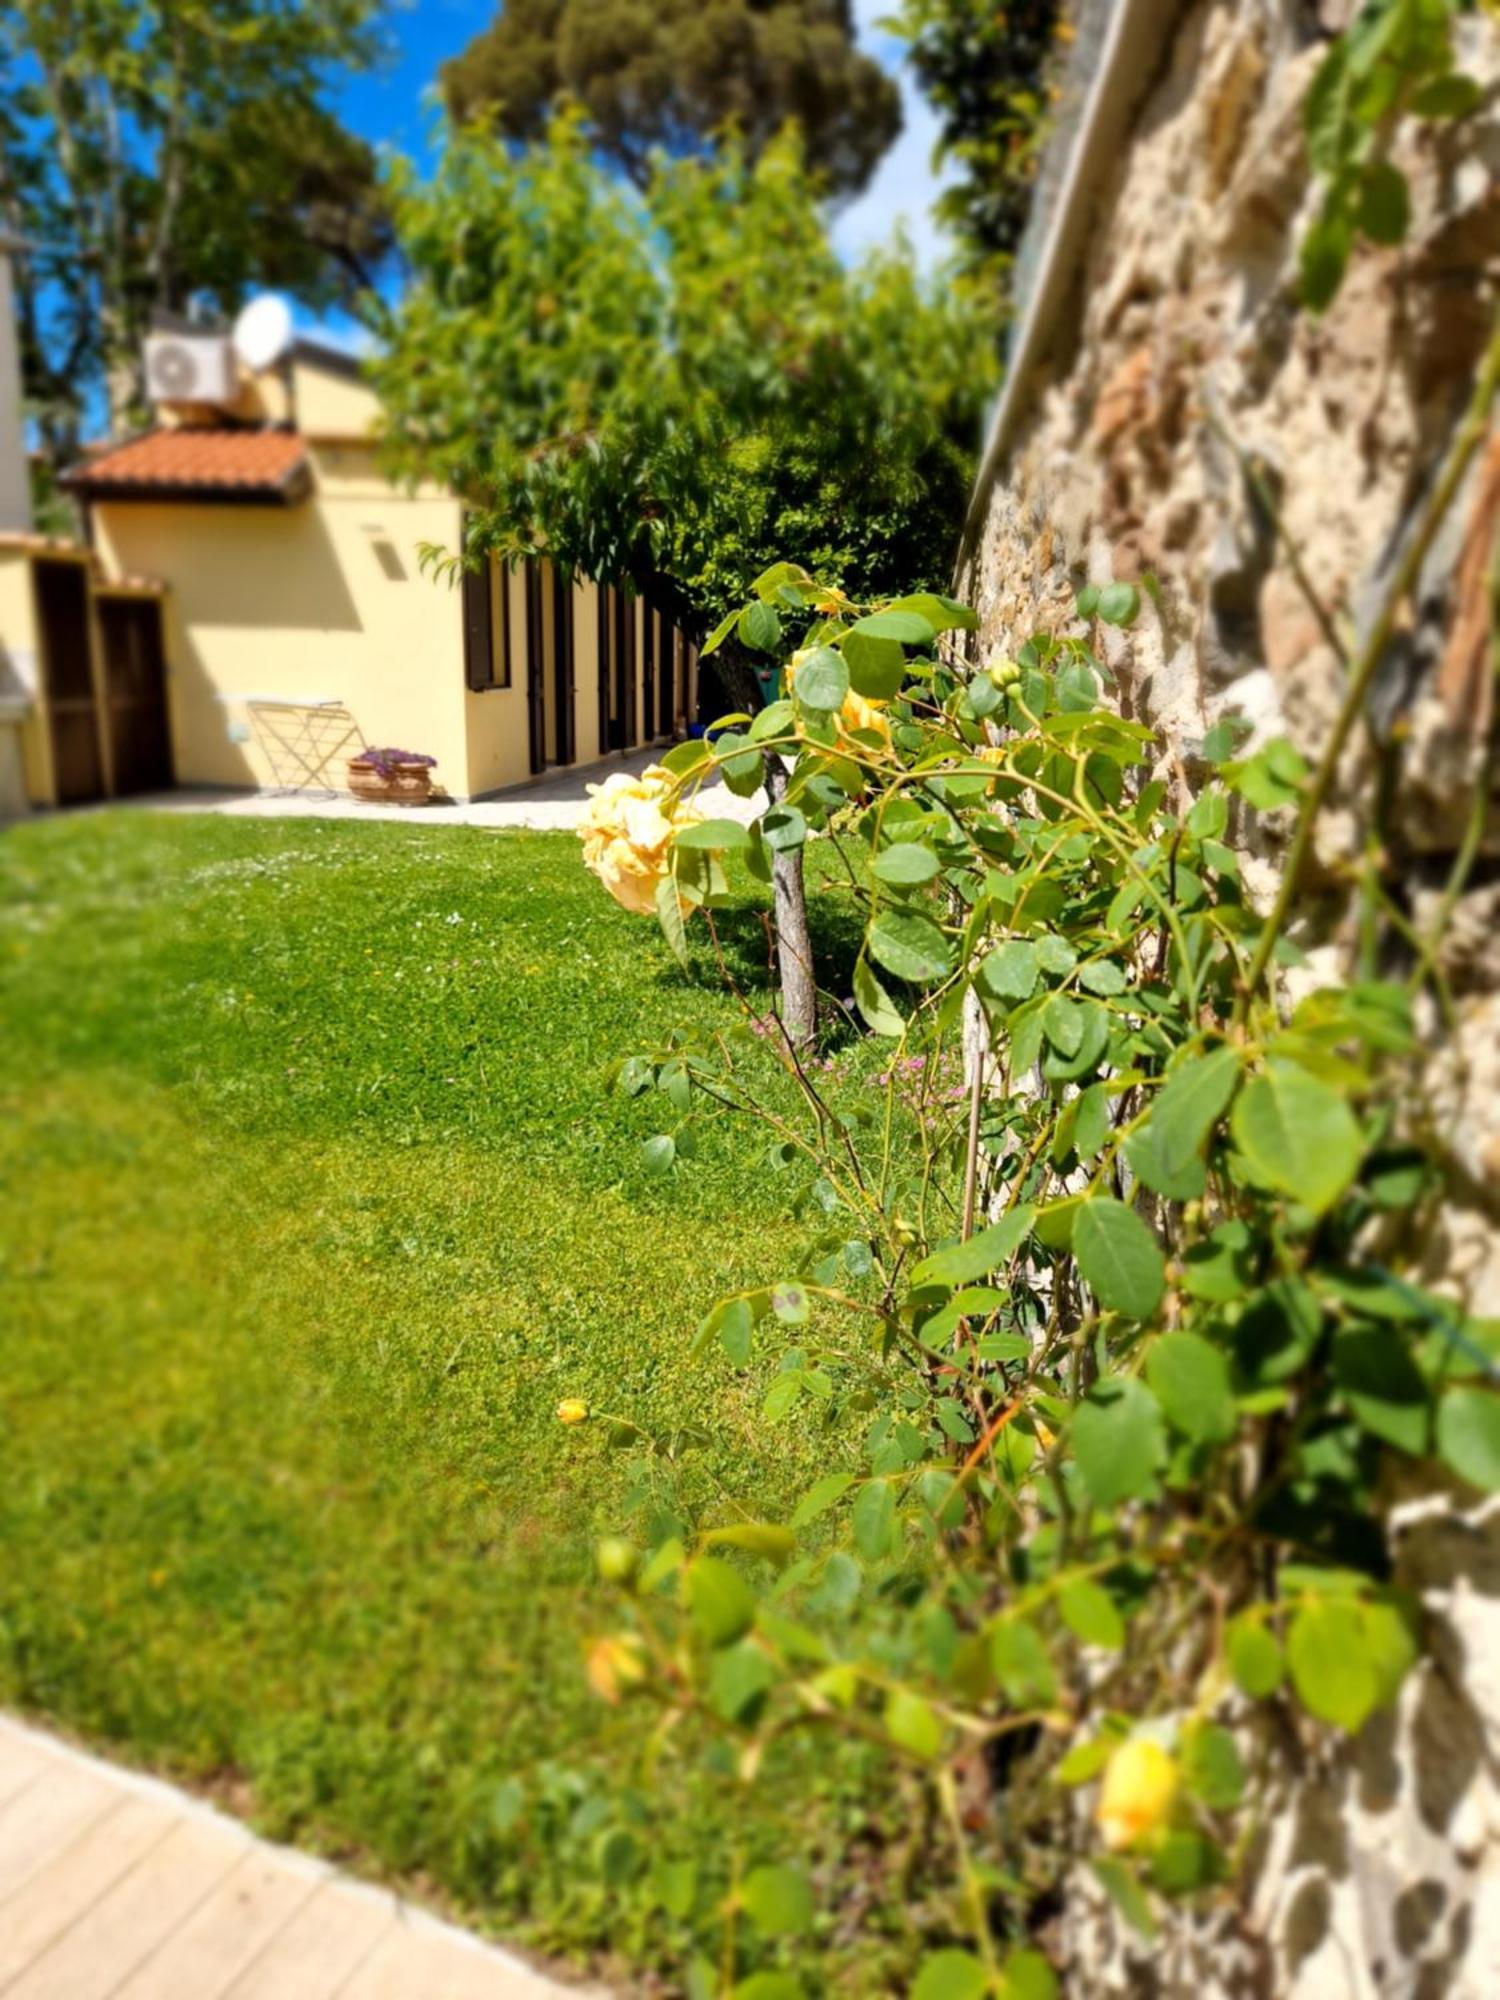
232,294,293,372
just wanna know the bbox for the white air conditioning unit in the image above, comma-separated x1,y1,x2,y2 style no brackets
144,332,237,405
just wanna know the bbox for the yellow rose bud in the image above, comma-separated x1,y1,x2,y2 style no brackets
1096,1738,1179,1851
585,1633,648,1706
557,1398,589,1425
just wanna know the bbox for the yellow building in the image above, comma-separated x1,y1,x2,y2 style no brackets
6,340,696,811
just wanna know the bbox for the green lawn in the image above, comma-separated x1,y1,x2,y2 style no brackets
0,810,893,1991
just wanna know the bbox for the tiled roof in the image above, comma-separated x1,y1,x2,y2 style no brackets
64,429,310,502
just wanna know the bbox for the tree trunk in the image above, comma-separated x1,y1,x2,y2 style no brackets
763,754,817,1050
704,631,817,1051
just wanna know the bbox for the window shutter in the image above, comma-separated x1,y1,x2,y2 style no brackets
462,557,494,691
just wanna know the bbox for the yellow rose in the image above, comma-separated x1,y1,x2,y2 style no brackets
1096,1738,1179,1850
557,1397,589,1424
578,764,703,915
784,649,893,754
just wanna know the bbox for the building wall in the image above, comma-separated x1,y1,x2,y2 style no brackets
93,468,469,795
956,4,1500,1993
0,548,46,800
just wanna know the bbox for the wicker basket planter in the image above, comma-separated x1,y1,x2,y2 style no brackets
347,753,436,806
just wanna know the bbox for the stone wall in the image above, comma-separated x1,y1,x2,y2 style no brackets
955,1,1500,1991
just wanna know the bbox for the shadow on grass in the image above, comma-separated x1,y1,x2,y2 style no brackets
657,894,870,1051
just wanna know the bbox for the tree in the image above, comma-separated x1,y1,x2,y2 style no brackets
440,0,902,199
891,0,1063,299
371,113,997,1042
0,0,392,469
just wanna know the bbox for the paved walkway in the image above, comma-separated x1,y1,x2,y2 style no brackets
0,1716,601,2000
121,747,765,834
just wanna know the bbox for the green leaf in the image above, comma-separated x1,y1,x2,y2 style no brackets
978,939,1039,1002
1410,73,1484,118
911,1205,1035,1290
853,954,905,1037
642,1133,676,1176
1357,160,1409,245
1073,1199,1166,1320
851,1480,896,1561
711,1642,776,1722
1332,1325,1429,1453
1072,1378,1164,1506
1146,1045,1242,1173
912,1950,989,2000
732,1976,803,2000
654,873,689,969
1000,1951,1058,2000
1097,582,1140,627
715,1296,753,1366
1300,207,1355,313
1146,1332,1236,1444
1180,1722,1243,1810
1231,1061,1364,1215
1287,1599,1380,1731
1058,1577,1125,1651
1090,1856,1156,1939
885,1686,944,1759
868,909,954,984
1436,1387,1500,1491
761,805,806,852
842,628,907,700
790,1473,855,1528
886,591,978,634
1078,958,1126,996
702,1522,795,1566
748,698,795,744
686,1557,755,1647
701,607,738,657
849,608,935,645
990,1617,1055,1706
793,645,849,712
1225,1613,1284,1698
1041,993,1083,1057
872,842,941,886
741,1863,813,1937
770,1281,809,1324
739,601,782,653
674,817,753,850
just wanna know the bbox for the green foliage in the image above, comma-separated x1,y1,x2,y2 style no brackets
891,0,1065,298
371,113,996,633
440,0,902,198
0,0,389,462
571,554,1498,1985
1299,0,1481,311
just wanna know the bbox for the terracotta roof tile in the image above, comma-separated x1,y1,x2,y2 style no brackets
65,429,309,499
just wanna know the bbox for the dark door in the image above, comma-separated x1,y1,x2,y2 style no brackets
33,559,106,805
551,568,576,767
640,599,655,743
657,609,675,739
596,585,611,757
97,596,173,795
613,588,636,750
524,561,546,775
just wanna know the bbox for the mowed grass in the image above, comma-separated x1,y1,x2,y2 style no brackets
0,811,889,1987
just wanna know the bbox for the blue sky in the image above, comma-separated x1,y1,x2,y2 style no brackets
308,0,951,344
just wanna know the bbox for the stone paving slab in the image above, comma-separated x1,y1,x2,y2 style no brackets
0,1717,603,2000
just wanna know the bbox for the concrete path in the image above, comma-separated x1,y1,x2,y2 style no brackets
0,1716,602,2000
120,747,766,834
